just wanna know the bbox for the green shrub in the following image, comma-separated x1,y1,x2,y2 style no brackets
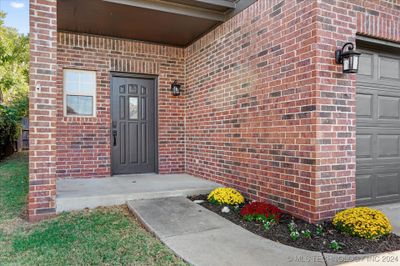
0,104,20,158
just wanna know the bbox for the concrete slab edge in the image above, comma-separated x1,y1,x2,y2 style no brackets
56,188,215,213
127,200,163,240
127,199,193,265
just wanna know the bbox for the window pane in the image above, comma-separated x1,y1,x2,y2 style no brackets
66,96,93,116
79,71,96,94
64,70,79,83
64,69,95,95
65,81,80,94
129,97,138,119
80,71,96,84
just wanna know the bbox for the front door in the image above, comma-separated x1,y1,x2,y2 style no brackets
111,75,156,174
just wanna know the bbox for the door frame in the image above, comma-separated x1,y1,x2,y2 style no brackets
110,72,159,175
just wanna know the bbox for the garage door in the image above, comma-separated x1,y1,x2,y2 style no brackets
356,45,400,205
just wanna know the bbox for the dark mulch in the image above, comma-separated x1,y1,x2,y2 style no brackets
188,195,400,254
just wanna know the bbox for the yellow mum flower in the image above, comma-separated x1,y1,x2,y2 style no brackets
207,187,245,205
333,207,392,239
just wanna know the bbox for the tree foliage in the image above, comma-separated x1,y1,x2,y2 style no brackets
0,12,29,158
0,11,29,111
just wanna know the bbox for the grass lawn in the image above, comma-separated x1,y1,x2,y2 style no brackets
0,152,29,222
0,153,186,265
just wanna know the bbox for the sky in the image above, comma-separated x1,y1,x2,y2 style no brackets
0,0,29,34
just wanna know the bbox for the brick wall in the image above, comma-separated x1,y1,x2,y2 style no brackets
29,0,58,221
56,33,185,178
185,0,400,223
312,0,400,221
185,0,321,222
29,0,400,222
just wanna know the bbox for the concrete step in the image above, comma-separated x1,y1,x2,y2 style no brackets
56,174,220,213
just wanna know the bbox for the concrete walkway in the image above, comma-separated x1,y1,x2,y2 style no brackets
56,174,220,213
375,203,400,235
128,197,400,266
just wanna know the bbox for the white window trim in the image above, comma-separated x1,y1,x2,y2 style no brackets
63,69,97,117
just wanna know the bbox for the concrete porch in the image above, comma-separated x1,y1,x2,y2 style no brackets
56,174,221,213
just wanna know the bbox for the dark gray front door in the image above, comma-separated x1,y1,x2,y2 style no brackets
111,75,156,174
356,46,400,205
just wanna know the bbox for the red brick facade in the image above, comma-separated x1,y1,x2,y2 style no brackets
313,0,400,221
56,33,185,179
186,0,321,221
186,0,400,223
29,0,400,222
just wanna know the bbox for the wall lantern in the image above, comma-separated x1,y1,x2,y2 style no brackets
335,42,361,73
171,80,181,96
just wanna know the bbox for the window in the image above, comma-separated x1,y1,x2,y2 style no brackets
129,97,138,119
64,69,96,116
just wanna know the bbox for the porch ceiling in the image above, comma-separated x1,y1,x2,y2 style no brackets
57,0,256,47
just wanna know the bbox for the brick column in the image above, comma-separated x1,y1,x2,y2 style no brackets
28,0,57,221
312,1,358,221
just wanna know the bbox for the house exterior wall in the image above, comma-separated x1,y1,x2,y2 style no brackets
29,0,400,221
56,32,185,179
29,0,185,220
313,0,400,221
185,0,322,222
185,0,400,223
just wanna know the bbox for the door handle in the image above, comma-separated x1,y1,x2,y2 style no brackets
112,130,117,146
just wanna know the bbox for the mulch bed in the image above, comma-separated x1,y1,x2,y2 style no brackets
188,195,400,254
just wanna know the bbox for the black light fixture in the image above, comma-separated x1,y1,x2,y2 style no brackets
335,42,361,73
171,80,181,96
